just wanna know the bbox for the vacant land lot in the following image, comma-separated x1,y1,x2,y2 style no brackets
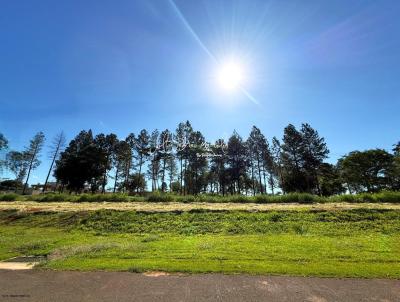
0,208,399,278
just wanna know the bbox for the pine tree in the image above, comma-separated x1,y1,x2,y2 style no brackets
43,131,66,192
112,139,131,193
6,151,28,183
158,129,173,192
54,130,103,192
175,122,186,194
0,133,9,174
123,133,136,192
134,129,150,193
227,131,248,194
210,139,228,195
148,129,160,192
281,124,307,192
186,130,208,194
271,137,283,193
300,123,329,194
95,133,118,193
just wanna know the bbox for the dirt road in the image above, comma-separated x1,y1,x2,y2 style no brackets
0,270,398,302
1,201,400,213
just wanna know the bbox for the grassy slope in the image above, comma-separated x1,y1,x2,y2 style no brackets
0,209,399,278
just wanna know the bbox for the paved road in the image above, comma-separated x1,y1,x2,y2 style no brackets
0,271,399,302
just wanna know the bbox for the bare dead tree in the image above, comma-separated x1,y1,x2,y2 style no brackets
43,131,66,193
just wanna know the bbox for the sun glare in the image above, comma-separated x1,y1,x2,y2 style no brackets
216,60,245,92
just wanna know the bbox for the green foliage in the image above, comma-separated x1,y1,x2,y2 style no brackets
5,123,399,198
0,193,19,201
338,149,395,193
31,193,75,202
54,130,104,192
76,194,131,203
176,195,196,203
280,123,329,194
0,180,23,191
318,163,345,196
5,151,28,182
0,133,8,151
22,131,46,194
0,133,8,173
126,173,146,193
2,191,400,203
328,191,400,203
145,193,174,202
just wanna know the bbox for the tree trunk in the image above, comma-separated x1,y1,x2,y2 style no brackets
43,140,61,193
257,157,263,194
124,159,131,193
113,166,119,193
251,161,255,196
22,146,38,195
161,158,166,192
183,158,187,195
137,155,143,193
179,155,183,195
101,155,109,194
262,167,267,195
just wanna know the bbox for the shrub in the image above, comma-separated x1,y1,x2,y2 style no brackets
358,193,376,203
141,234,160,242
5,190,400,204
330,194,357,203
101,194,130,202
145,193,174,202
292,223,309,235
269,212,283,222
177,195,196,203
0,193,19,201
29,193,133,203
70,194,128,203
273,193,320,204
376,191,400,203
228,195,249,203
128,266,144,273
254,195,272,203
31,193,74,202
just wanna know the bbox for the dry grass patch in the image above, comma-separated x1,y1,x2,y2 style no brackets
1,201,400,213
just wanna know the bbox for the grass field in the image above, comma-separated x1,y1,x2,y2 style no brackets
0,208,399,278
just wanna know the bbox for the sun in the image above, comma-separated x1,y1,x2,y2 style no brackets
216,60,245,92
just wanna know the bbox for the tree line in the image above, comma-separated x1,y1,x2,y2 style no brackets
0,122,399,195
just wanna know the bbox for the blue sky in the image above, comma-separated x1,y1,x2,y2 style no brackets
1,0,399,184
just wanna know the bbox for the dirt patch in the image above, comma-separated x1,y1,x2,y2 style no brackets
0,262,36,270
1,201,400,213
142,271,185,277
143,271,171,277
0,256,45,270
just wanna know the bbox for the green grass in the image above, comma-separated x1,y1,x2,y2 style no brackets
0,208,399,278
0,193,19,201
